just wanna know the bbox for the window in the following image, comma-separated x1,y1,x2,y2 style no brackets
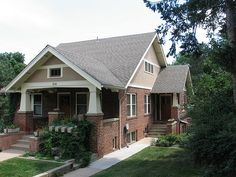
33,94,42,116
112,136,118,150
127,93,136,117
144,95,151,114
127,131,137,144
48,68,62,78
144,61,154,73
76,93,88,114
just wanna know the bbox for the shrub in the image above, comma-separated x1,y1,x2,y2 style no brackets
39,119,92,166
155,134,189,147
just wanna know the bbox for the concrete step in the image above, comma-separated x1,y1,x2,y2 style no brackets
11,143,29,151
17,139,30,144
149,127,167,130
151,124,167,128
21,135,34,141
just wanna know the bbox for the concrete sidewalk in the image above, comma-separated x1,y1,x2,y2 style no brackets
0,149,24,162
64,137,152,177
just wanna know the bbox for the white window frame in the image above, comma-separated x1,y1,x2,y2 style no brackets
144,61,154,74
112,136,118,150
144,94,151,114
32,93,43,117
76,92,89,115
127,131,137,144
127,93,136,117
47,67,63,78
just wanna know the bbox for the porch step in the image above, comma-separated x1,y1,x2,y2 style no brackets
10,135,32,152
148,123,167,138
11,143,29,151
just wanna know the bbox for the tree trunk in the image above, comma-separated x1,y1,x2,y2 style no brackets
226,0,236,105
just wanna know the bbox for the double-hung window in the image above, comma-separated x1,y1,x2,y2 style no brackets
144,95,151,114
127,93,136,117
76,93,88,115
33,94,42,116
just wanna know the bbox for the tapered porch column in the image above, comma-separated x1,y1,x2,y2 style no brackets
19,90,32,112
87,86,103,115
15,88,33,132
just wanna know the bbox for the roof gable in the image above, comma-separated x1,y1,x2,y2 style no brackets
151,65,190,93
5,45,102,92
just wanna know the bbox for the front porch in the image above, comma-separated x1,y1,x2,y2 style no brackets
149,92,188,136
14,82,120,132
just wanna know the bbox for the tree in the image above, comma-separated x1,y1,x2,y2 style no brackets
0,52,25,131
144,0,236,104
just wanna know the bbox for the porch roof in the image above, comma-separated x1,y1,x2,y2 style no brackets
151,65,190,93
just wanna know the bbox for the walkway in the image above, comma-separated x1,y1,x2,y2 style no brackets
64,137,152,177
0,149,24,162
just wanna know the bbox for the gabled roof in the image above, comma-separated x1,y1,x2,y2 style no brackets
151,65,190,93
5,32,167,92
57,32,161,87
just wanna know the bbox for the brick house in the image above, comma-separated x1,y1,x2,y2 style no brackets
4,32,192,156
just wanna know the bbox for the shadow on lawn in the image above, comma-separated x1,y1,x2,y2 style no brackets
93,147,203,177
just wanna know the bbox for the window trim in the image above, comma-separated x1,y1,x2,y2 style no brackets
144,94,151,115
32,93,43,117
127,93,136,117
75,92,89,115
47,67,63,78
127,131,137,144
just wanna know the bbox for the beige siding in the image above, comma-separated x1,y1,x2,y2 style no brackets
130,45,160,88
43,56,64,65
25,67,85,83
144,45,160,65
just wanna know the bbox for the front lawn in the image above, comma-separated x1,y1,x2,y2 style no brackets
92,147,203,177
0,157,62,177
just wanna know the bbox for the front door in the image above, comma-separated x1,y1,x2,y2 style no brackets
58,93,71,118
161,95,171,121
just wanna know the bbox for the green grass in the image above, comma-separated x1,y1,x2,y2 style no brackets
0,158,62,177
92,147,203,177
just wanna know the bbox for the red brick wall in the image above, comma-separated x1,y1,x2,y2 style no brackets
86,115,104,156
102,120,119,155
14,112,33,132
119,87,152,147
0,132,25,150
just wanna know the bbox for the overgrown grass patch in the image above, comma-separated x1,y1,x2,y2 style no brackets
92,147,203,177
0,157,62,177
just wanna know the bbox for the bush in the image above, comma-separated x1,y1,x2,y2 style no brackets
155,134,189,147
39,119,92,166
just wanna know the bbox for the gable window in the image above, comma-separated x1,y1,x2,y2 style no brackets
144,94,151,114
144,61,154,73
33,94,42,116
127,93,136,117
76,93,88,115
48,68,62,78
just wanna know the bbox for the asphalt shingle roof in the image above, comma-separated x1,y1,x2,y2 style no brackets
56,32,156,88
151,65,189,93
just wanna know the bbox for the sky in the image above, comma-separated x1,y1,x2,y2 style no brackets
0,0,206,64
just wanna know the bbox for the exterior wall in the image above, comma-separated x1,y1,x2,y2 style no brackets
25,67,85,83
119,87,152,148
43,56,64,65
102,119,119,155
0,132,26,150
130,45,160,88
144,45,160,65
14,112,33,132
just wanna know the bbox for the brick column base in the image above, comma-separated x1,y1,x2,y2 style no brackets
14,112,33,132
86,114,104,156
29,137,40,152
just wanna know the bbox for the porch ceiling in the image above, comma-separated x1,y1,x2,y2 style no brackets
151,65,190,93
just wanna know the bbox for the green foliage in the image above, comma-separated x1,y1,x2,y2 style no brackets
143,0,229,56
155,134,189,147
174,40,236,176
0,52,25,132
39,119,92,167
